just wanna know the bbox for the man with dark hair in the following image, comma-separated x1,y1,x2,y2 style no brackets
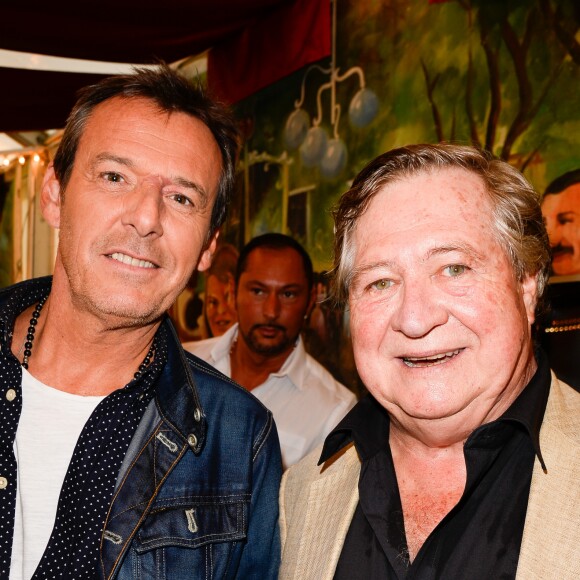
279,144,579,579
185,233,356,468
541,169,580,276
0,65,281,579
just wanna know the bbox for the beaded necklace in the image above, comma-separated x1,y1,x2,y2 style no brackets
21,296,155,378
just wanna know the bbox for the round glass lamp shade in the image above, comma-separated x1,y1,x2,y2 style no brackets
300,126,328,167
284,108,310,150
348,88,379,128
320,138,347,178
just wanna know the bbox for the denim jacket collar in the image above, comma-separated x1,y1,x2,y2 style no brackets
156,318,207,455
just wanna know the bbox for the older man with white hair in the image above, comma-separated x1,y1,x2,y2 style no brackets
279,144,579,580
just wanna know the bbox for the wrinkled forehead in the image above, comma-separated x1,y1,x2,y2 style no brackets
352,167,494,244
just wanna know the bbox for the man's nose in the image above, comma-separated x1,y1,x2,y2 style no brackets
121,182,163,237
390,279,448,338
263,292,281,319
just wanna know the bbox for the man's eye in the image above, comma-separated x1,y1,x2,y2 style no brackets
171,194,192,206
444,264,467,277
370,279,393,291
102,172,123,183
282,291,297,299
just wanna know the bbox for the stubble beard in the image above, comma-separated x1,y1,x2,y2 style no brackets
56,225,178,330
241,324,297,357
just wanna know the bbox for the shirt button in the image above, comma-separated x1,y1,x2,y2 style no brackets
187,434,198,448
6,389,16,402
193,408,201,422
0,477,8,490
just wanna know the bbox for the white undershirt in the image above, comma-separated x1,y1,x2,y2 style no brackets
10,369,104,580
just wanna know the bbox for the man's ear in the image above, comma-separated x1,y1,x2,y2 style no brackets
197,230,219,272
521,273,539,325
40,163,62,229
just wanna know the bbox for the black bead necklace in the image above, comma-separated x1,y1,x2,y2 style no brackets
21,295,48,369
21,296,156,380
133,341,156,380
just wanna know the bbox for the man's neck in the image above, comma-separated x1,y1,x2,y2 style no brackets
12,296,160,396
229,334,294,391
387,419,469,563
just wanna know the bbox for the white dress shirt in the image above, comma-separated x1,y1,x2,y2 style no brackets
184,324,356,468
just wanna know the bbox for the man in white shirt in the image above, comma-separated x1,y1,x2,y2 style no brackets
185,233,356,468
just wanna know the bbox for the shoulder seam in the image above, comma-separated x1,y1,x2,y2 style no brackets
252,411,275,463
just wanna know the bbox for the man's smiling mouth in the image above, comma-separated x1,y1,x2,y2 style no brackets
109,252,156,269
402,349,462,368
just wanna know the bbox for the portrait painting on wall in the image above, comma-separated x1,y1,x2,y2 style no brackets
539,170,580,392
541,169,580,282
169,242,239,343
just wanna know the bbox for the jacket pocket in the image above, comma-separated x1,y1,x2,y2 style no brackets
133,497,249,552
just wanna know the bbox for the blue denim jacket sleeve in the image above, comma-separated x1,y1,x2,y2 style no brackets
237,416,282,579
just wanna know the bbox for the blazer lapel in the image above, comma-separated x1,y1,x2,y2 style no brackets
280,444,361,579
517,375,580,579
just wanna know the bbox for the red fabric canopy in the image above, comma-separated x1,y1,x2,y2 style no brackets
0,0,330,131
0,1,288,63
208,0,331,104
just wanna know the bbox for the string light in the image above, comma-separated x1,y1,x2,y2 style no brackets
0,147,49,174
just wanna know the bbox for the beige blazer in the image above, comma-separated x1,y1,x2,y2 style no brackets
279,374,580,579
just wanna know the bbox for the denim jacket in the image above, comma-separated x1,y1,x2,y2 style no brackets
0,278,282,579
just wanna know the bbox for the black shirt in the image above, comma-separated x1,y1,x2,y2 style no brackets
326,353,551,580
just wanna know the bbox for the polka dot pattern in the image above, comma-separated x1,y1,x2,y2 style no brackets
0,280,47,575
0,279,168,578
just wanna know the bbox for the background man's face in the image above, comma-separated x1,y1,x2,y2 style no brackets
205,273,237,336
45,96,222,327
541,184,580,276
348,167,537,431
236,247,313,357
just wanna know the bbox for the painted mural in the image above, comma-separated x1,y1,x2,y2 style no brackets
232,0,580,264
218,0,580,390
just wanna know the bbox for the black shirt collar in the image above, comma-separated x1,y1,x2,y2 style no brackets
320,350,551,466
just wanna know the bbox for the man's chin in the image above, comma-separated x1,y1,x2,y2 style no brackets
78,294,164,329
245,330,293,357
250,341,289,357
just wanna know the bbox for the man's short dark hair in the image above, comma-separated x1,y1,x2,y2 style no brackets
544,169,580,197
235,233,314,289
52,64,239,236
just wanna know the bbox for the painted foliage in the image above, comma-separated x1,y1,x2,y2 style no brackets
233,0,580,271
224,0,580,390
